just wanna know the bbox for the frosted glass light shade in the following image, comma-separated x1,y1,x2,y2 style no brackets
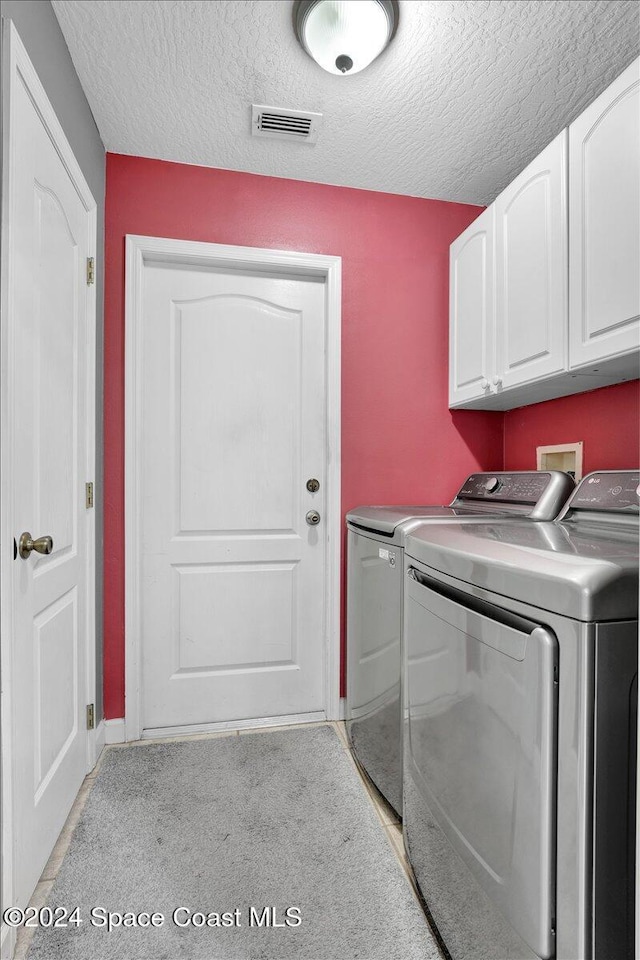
295,0,397,76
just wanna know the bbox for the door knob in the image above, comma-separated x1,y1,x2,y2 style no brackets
18,532,53,560
306,510,321,526
306,478,320,493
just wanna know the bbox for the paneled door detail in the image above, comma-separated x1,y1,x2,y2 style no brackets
495,130,568,390
569,57,640,368
449,206,495,406
137,259,329,731
2,25,96,912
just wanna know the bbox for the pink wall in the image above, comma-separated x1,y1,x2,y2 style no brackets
104,153,638,721
103,153,502,719
503,381,639,472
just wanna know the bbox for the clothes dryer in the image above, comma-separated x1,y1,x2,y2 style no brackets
346,470,574,815
403,470,639,960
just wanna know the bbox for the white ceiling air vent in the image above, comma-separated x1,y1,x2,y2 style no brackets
251,104,322,144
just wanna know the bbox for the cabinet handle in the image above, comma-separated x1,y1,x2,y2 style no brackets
480,378,489,390
492,376,503,387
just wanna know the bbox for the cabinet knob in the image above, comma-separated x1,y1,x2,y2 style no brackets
492,376,503,387
480,378,489,390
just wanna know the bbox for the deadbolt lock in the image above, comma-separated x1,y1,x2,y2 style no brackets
306,510,321,526
306,478,320,493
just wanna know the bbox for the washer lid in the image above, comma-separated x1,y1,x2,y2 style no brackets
346,504,499,537
404,520,639,622
346,471,575,537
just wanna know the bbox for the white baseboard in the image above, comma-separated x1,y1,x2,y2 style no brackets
104,718,126,744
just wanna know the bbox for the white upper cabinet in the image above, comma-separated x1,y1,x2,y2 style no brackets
569,57,640,370
449,58,639,411
495,131,568,391
449,207,494,406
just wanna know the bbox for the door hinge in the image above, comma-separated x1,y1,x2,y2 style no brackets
85,482,94,509
86,257,95,285
86,703,95,730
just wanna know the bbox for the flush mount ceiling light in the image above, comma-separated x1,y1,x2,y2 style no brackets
293,0,399,76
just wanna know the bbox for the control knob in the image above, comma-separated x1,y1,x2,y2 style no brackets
484,477,501,494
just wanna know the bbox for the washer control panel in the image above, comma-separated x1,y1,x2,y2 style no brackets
458,472,551,504
567,471,640,513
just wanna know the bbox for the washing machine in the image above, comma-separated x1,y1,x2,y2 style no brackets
345,470,575,816
403,470,639,960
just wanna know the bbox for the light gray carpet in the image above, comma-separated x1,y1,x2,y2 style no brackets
28,725,439,960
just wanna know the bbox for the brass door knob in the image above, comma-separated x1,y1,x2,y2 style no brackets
19,532,53,559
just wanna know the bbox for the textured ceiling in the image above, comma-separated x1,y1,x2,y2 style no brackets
51,0,639,204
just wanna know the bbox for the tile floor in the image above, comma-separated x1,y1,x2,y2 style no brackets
14,720,425,960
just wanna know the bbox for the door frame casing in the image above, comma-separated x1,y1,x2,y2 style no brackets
124,234,341,741
0,19,97,956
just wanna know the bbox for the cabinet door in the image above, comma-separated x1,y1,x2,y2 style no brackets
569,58,640,369
495,131,568,391
449,207,494,406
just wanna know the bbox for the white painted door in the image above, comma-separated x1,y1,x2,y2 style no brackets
569,57,640,369
449,207,494,406
3,28,95,910
495,130,568,391
139,260,327,731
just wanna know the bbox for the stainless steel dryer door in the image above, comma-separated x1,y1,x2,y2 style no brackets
405,568,558,960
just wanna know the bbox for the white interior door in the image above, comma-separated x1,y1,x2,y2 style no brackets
1,24,96,913
137,256,329,732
